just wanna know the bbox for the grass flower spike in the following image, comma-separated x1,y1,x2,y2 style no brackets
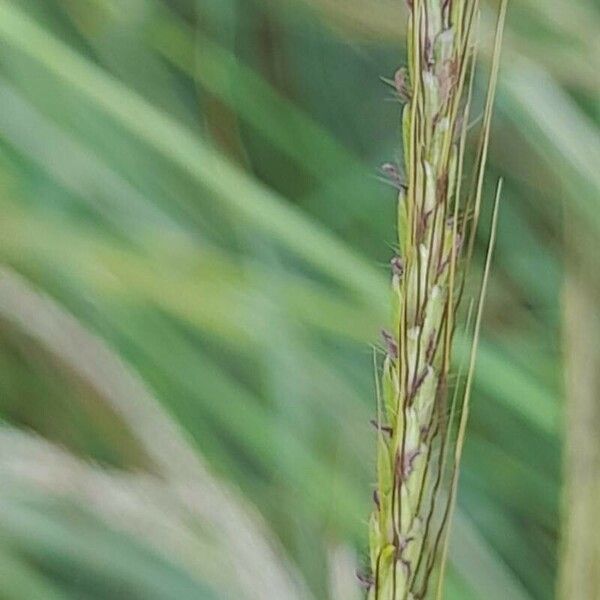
367,1,507,598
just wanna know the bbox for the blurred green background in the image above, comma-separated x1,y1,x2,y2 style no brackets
0,0,597,598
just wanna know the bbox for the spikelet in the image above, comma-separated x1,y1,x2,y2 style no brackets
367,1,507,598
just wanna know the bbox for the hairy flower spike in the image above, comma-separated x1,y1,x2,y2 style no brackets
367,0,507,598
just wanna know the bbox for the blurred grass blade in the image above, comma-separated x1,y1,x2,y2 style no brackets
0,496,219,600
0,78,177,236
0,544,66,600
500,57,600,232
0,1,384,306
0,267,312,600
327,545,361,600
449,511,534,600
0,425,304,599
440,179,503,598
560,227,600,599
147,6,362,180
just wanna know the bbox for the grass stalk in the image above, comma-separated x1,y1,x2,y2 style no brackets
559,223,600,599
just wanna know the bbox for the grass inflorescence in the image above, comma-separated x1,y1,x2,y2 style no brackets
367,1,507,598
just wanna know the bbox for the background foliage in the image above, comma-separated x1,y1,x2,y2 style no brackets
0,0,597,598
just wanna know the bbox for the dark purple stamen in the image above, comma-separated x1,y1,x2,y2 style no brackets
424,39,435,68
393,67,412,102
398,536,414,551
438,60,458,109
425,332,436,363
373,489,381,510
436,232,464,277
356,571,374,590
391,256,405,277
399,556,412,577
402,448,421,479
409,367,429,401
380,162,407,191
381,329,399,360
370,419,394,437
